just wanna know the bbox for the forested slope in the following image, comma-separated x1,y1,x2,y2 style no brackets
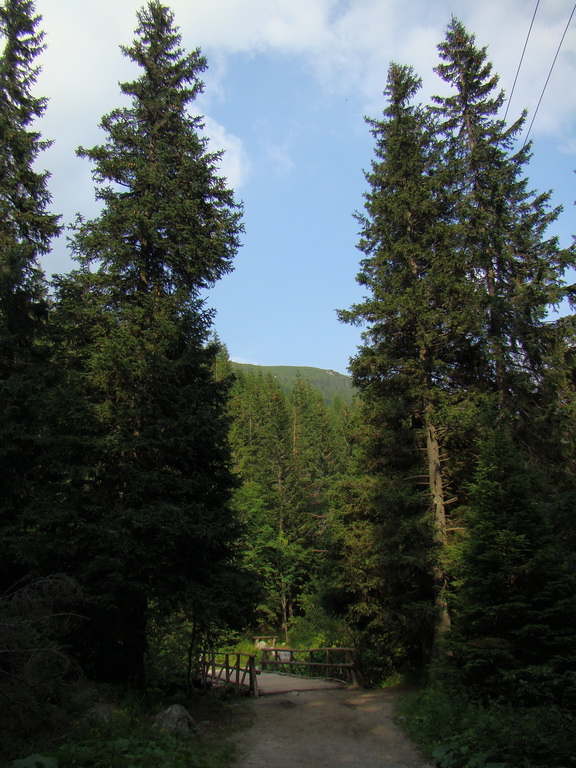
232,363,354,405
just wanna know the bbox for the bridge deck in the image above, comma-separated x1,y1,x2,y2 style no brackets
199,648,360,696
256,671,348,695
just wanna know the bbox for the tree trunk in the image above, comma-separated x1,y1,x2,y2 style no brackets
425,410,451,650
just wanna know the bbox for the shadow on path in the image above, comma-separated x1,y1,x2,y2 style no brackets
231,687,433,768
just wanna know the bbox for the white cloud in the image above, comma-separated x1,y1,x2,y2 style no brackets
38,0,576,146
202,116,252,189
193,0,575,143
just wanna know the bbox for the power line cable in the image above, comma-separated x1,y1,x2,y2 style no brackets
523,2,576,146
504,0,540,122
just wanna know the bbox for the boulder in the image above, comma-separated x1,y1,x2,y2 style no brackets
153,704,198,736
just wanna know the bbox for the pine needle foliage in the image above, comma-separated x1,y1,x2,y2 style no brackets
18,2,245,686
0,0,61,591
338,20,576,684
433,17,575,404
0,0,60,369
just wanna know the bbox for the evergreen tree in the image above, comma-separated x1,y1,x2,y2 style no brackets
433,17,574,407
447,423,576,704
19,1,243,686
0,0,59,367
229,371,351,637
339,25,576,680
0,0,60,588
432,19,576,690
338,62,464,669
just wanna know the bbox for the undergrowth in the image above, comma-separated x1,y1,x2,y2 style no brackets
399,683,576,768
3,688,242,768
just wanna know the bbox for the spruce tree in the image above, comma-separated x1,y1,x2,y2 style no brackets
448,423,576,703
338,63,465,668
433,17,574,407
339,25,576,680
0,0,59,366
21,1,243,686
432,19,576,691
0,0,60,589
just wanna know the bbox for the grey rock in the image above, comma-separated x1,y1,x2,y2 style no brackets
153,704,198,736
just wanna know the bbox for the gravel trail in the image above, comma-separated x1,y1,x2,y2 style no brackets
230,687,433,768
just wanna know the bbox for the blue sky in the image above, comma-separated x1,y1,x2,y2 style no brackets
34,0,576,374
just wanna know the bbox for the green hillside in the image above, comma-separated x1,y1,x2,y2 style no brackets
232,363,355,405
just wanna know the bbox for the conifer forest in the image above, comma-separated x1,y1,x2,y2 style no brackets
1,1,576,766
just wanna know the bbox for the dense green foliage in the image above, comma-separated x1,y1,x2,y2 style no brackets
401,683,576,768
228,366,353,638
5,691,239,768
1,0,249,724
338,15,576,768
0,0,61,591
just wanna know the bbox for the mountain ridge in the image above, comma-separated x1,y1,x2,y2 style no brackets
231,363,354,405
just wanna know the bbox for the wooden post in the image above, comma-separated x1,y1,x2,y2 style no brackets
199,652,206,690
249,655,259,697
346,650,361,688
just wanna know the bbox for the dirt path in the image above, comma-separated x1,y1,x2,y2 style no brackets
230,687,433,768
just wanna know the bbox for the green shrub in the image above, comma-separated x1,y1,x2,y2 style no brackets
5,689,239,768
400,683,576,768
7,732,236,768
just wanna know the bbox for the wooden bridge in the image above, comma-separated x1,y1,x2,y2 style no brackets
198,647,361,696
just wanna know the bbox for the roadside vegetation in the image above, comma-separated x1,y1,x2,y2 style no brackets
400,681,576,768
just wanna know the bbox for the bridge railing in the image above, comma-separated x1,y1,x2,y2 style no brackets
261,647,361,687
198,651,259,696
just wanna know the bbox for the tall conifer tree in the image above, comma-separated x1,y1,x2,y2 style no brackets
339,25,575,677
338,63,464,668
0,0,59,366
22,2,243,686
0,0,60,588
431,20,576,695
433,18,574,407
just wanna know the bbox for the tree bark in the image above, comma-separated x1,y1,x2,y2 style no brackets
425,410,451,649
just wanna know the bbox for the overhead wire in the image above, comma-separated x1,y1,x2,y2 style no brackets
522,2,576,146
504,0,540,122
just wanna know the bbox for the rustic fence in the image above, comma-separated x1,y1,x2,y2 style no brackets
198,651,259,696
260,647,361,687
